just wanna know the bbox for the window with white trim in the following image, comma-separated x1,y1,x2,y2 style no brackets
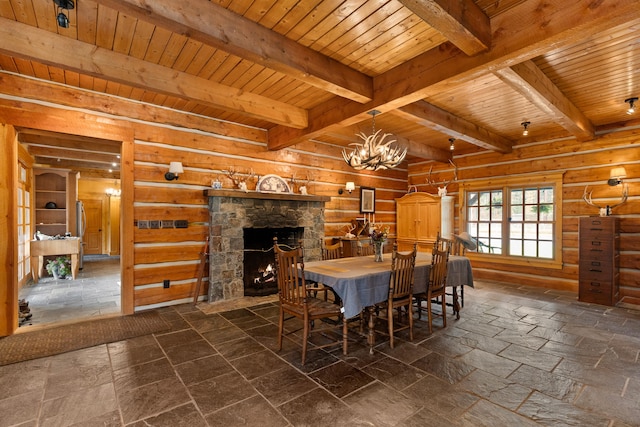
461,173,563,267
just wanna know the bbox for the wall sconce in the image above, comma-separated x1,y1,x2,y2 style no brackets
345,182,355,194
165,162,184,181
608,166,627,186
521,121,530,136
54,0,74,28
339,182,355,195
449,138,455,151
625,97,637,115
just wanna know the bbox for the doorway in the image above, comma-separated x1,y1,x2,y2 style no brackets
17,131,123,329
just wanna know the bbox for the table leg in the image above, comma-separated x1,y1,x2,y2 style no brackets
70,254,79,280
367,306,375,354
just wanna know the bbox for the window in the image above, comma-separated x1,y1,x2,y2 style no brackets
461,173,563,268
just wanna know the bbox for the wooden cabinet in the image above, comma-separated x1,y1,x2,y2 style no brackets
578,216,619,306
395,192,441,252
34,169,77,237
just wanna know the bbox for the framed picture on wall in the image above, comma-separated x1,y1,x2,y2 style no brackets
360,187,375,213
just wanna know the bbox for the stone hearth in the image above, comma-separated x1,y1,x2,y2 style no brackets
205,189,330,302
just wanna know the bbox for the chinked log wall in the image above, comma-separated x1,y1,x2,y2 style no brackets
409,129,640,304
0,74,407,312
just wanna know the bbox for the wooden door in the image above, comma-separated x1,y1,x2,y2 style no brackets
83,199,103,255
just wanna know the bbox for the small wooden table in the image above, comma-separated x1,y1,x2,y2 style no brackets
30,238,80,283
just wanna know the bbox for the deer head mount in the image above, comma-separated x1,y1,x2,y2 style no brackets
223,167,256,191
291,171,314,194
582,184,628,216
426,160,458,196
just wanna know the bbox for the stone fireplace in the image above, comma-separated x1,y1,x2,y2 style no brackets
205,189,330,302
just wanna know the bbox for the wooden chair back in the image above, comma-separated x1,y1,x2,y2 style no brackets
273,238,307,307
429,244,449,297
389,244,417,301
357,240,375,256
449,239,466,256
322,240,343,260
383,243,417,348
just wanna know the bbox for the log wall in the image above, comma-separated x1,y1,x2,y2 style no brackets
0,75,407,316
409,130,640,303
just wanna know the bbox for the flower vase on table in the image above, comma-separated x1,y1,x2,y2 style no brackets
370,224,390,263
374,241,384,262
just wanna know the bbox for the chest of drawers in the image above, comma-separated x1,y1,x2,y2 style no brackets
578,216,619,305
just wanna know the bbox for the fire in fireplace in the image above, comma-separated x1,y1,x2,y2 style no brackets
243,227,304,296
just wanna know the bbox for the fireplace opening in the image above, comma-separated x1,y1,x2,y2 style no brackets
243,227,304,296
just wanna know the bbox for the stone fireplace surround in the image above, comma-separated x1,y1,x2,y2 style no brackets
205,189,330,302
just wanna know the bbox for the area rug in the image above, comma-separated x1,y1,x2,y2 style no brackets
0,311,170,366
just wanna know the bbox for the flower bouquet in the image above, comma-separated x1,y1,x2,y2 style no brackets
46,256,72,279
370,224,390,262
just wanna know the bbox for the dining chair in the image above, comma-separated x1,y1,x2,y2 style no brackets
376,242,417,348
307,239,342,301
273,237,347,365
322,240,343,259
415,241,449,333
435,232,466,312
357,240,375,256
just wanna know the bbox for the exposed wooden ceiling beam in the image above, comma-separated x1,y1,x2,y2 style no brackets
396,0,490,55
27,146,120,165
18,132,122,155
495,60,596,141
0,17,307,129
95,0,373,103
34,157,120,175
267,0,636,151
393,102,513,154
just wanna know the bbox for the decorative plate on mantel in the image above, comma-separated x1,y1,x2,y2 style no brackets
256,174,291,193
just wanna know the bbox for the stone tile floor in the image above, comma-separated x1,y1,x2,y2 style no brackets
18,255,121,327
2,280,640,426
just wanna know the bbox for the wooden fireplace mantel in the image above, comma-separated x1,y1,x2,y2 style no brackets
204,189,331,203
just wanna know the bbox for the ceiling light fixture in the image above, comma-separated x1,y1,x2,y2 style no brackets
342,110,407,171
54,0,74,28
449,138,455,151
521,121,530,136
625,97,638,115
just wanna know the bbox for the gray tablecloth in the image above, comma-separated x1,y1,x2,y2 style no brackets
304,252,473,319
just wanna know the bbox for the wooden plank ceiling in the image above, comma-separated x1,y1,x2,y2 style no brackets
1,0,639,174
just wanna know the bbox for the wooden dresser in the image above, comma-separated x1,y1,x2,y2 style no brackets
578,216,619,306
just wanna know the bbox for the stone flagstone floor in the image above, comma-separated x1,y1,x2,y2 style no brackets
2,280,640,426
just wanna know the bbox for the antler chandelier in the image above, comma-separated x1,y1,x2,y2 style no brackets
342,110,407,171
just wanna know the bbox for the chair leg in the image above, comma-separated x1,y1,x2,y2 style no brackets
302,314,310,365
441,296,447,329
388,304,395,349
278,309,284,351
408,302,414,342
427,297,433,334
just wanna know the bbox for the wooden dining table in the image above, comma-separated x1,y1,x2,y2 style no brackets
304,252,473,351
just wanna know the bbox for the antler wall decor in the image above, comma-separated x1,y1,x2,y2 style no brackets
582,184,628,216
426,160,458,196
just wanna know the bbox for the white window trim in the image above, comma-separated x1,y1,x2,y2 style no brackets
458,172,564,270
